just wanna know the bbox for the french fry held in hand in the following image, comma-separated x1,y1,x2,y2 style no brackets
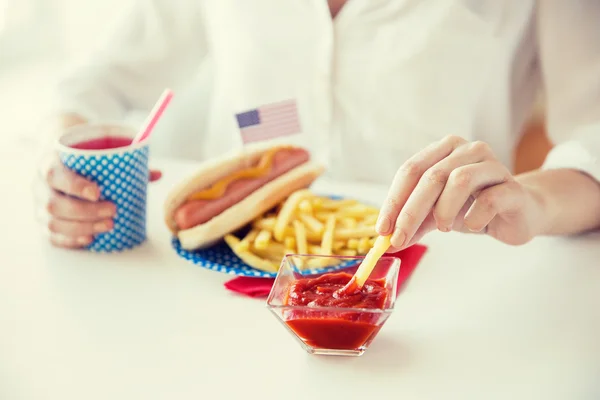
224,190,382,273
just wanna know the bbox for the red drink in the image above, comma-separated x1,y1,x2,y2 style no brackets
70,136,133,150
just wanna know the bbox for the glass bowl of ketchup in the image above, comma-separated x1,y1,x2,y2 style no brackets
266,254,400,357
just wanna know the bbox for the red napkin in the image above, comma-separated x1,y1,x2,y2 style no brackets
224,244,428,298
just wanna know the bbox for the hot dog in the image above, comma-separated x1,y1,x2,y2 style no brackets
174,148,309,230
164,144,324,250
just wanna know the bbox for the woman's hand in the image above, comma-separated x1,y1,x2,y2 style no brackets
376,135,547,251
41,160,162,249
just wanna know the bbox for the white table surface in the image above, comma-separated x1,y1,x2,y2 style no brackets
2,150,600,400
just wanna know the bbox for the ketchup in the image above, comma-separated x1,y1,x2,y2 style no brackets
70,136,133,150
283,272,388,350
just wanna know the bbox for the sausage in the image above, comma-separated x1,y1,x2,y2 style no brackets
174,148,310,230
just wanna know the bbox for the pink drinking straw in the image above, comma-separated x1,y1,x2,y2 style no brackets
132,89,174,144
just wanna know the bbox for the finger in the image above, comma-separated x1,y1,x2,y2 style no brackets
390,140,493,248
463,181,524,232
149,169,162,182
376,135,468,235
46,162,100,201
433,160,511,231
48,218,114,237
47,191,116,221
50,233,94,249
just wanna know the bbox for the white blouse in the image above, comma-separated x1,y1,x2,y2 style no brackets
54,0,600,185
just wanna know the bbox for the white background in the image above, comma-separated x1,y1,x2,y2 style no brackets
0,0,134,147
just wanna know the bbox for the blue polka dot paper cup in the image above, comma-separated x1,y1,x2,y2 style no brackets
56,124,150,252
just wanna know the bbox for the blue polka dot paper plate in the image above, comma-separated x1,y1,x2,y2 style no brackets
171,237,359,278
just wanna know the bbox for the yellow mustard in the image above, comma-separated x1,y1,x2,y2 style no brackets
186,146,290,201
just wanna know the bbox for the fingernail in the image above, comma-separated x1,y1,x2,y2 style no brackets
82,186,98,201
77,236,91,245
376,215,391,234
391,230,406,248
438,225,451,233
93,221,111,233
100,207,115,218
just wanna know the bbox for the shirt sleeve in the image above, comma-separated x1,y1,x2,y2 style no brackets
537,1,600,182
53,0,208,121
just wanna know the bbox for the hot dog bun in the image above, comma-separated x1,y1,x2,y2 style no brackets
164,144,324,250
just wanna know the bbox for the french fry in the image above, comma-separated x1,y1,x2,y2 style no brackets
347,238,359,250
306,257,342,269
284,236,296,252
255,240,285,253
313,212,330,223
253,229,272,250
334,226,377,240
333,240,345,251
253,245,285,262
314,198,357,210
336,249,357,257
331,205,379,218
238,229,259,251
320,214,336,255
293,220,308,255
308,244,323,254
311,197,324,208
298,213,324,235
224,234,279,273
254,217,322,241
298,199,313,214
274,189,312,241
351,235,392,289
363,214,379,225
275,227,322,242
253,217,275,231
357,237,370,255
317,212,378,223
339,217,358,228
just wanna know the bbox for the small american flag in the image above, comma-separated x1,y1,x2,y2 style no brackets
235,99,301,144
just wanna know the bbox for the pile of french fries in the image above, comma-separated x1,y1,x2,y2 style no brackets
224,189,380,273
